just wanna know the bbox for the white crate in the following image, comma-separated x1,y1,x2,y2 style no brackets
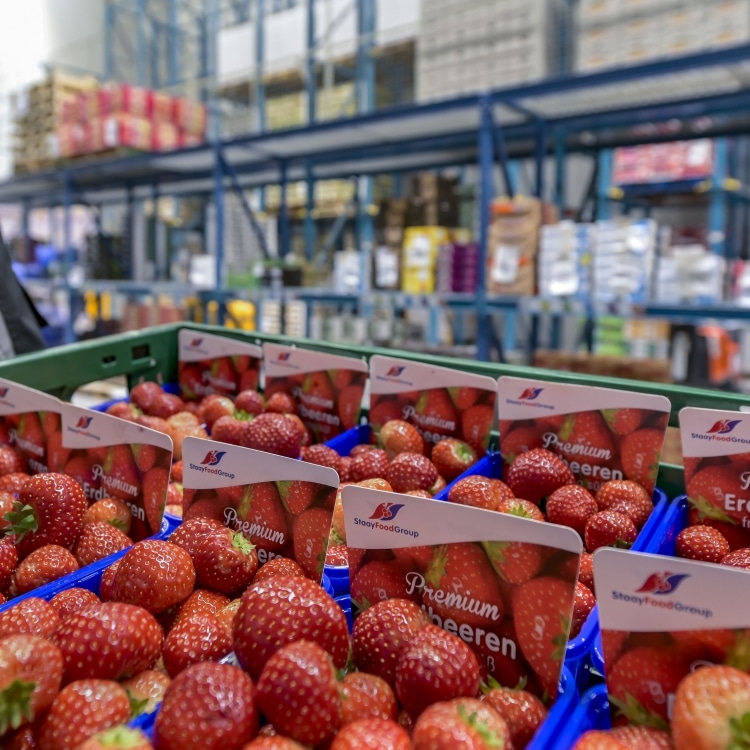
707,0,750,46
578,0,619,25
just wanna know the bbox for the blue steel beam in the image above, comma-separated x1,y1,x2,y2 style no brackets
136,0,147,86
168,0,181,86
255,0,265,133
306,0,316,125
214,143,226,288
278,159,289,257
476,96,494,362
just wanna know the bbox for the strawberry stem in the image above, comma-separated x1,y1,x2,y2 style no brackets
231,531,255,556
90,725,150,748
729,712,750,748
4,503,38,542
126,690,151,718
0,678,35,735
458,704,505,748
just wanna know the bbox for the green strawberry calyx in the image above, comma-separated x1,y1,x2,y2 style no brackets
480,541,510,583
609,692,669,732
729,712,750,748
92,725,150,748
233,409,255,422
452,441,475,463
4,503,39,542
0,678,35,735
457,704,506,748
480,675,527,695
601,409,622,432
424,545,449,590
689,494,737,525
551,615,571,661
275,480,296,513
351,595,372,614
328,527,345,547
505,503,533,520
727,631,750,673
557,415,576,443
127,689,150,718
231,531,255,556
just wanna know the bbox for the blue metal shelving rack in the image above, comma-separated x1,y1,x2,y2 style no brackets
7,43,750,357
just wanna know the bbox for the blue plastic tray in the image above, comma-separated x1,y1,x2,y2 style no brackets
551,684,610,749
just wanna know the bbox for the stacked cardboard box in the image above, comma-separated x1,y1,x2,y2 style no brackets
436,243,479,293
412,174,460,227
401,226,451,293
538,222,594,299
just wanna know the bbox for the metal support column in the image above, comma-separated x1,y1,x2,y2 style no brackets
214,144,225,289
21,200,30,264
136,0,148,86
493,118,515,198
278,159,289,258
535,121,548,200
305,163,316,260
168,0,181,86
255,0,266,133
61,173,75,345
597,149,614,221
477,96,495,362
104,1,116,80
306,0,316,125
554,128,566,212
709,137,729,257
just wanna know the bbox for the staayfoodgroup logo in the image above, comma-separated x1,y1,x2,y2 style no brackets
375,364,414,387
201,450,226,467
66,414,101,441
353,501,419,538
691,418,750,444
189,448,236,480
273,351,300,370
708,419,741,435
519,387,544,401
185,336,210,356
505,386,554,411
610,571,712,619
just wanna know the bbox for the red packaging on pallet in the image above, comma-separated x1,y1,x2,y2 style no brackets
172,97,207,136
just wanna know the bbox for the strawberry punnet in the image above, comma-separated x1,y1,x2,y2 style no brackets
505,448,575,505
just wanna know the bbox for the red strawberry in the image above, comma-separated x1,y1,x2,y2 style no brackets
608,726,674,749
676,524,731,563
687,464,747,528
332,718,411,750
506,448,575,505
106,401,140,421
120,669,171,717
241,413,302,458
688,507,750,551
74,522,132,567
112,540,196,614
601,494,653,530
0,597,61,639
169,517,225,557
100,445,139,503
14,413,45,464
171,589,231,630
38,678,131,750
602,408,647,436
584,510,638,552
559,551,595,592
482,684,547,749
265,391,296,415
6,473,87,557
369,398,405,430
496,496,545,522
53,602,163,682
447,475,505,511
513,576,575,697
570,581,596,639
142,466,169,534
232,575,350,680
197,395,235,428
0,446,27,477
148,392,185,419
234,389,265,418
423,543,505,628
162,612,232,677
340,672,398,724
131,382,163,412
205,357,238,396
337,456,353,482
233,483,289,554
461,404,495,456
556,411,615,470
0,473,29,496
252,555,306,583
210,415,246,446
338,384,363,431
395,624,481,718
44,432,70,474
130,442,157,473
481,540,543,585
621,429,664,491
349,449,389,482
99,561,120,602
49,587,101,620
276,480,317,516
301,444,341,472
14,544,79,594
352,598,429,688
303,370,336,405
257,640,341,746
597,480,652,512
351,560,420,612
608,646,692,727
83,497,132,534
0,634,63,735
431,439,477,482
378,420,424,459
0,492,14,530
292,506,332,579
192,528,258,594
0,536,17,588
154,662,259,750
75,726,154,750
546,485,598,536
500,425,546,464
721,548,750,569
449,387,481,411
384,453,438,493
415,389,459,442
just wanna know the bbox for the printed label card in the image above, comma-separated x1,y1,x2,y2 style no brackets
680,407,750,549
369,355,497,455
0,378,65,476
343,486,582,698
61,404,174,540
182,436,339,581
595,548,750,736
263,343,368,443
497,376,671,495
178,329,262,400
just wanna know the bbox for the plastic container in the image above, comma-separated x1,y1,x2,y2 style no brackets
91,382,181,412
551,683,610,749
526,668,581,750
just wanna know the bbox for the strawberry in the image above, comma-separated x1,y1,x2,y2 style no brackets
415,389,459,442
584,510,638,552
687,507,750,551
672,664,750,749
570,581,596,639
205,357,238,396
621,429,665,491
49,587,101,620
430,475,447,495
211,416,246,446
0,446,27,477
412,697,512,749
481,683,547,749
239,369,260,392
676,524,730,563
130,382,163,413
0,492,14,530
406,490,433,499
349,449,389,482
75,726,154,750
303,369,336,406
240,413,302,459
0,597,61,639
431,439,477,482
74,522,132,567
396,624,482,717
384,453,438,493
276,480,317,516
153,662,259,750
169,517,226,558
378,420,424,459
687,464,747,527
556,411,615,470
134,414,169,434
340,672,398,724
352,598,430,688
100,445,139,503
0,634,63,735
53,602,163,682
461,404,495,455
602,407,647,436
232,575,350,680
506,448,575,505
721,548,750,569
120,669,171,717
38,678,131,750
45,431,70,474
257,640,341,746
603,494,653,530
112,540,196,614
148,392,185,419
513,576,575,697
284,414,312,448
99,561,120,602
229,483,289,555
608,645,692,728
6,473,87,557
0,473,29,496
338,384,363,430
332,717,411,750
369,398,405,430
422,543,505,629
83,498,132,534
171,589,231,630
142,466,169,534
350,560,419,612
252,556,306,583
14,413,45,464
572,729,661,749
496,496,545,522
106,402,140,420
192,528,258,594
450,387,482,410
234,390,265,418
0,536,17,588
162,612,232,677
301,444,341,472
481,540,543,585
546,485,598,536
500,425,546,464
292,506,333,579
14,545,79,594
197,395,235,428
265,391,296,415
